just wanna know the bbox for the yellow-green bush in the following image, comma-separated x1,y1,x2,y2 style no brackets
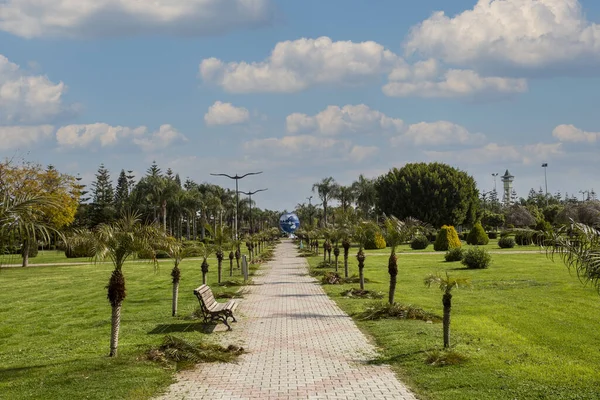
433,225,461,251
365,232,387,250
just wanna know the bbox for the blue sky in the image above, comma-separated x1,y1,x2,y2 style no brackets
1,0,599,210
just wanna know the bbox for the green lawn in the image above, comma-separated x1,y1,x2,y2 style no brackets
307,249,600,400
0,250,91,265
0,248,264,400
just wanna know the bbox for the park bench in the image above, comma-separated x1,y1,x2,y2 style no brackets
193,284,237,330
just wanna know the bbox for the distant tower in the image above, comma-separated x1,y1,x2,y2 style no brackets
501,170,514,205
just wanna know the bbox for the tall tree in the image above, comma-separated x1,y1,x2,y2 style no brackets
90,164,115,226
114,169,130,215
352,174,377,218
335,185,355,214
375,163,479,228
312,177,338,226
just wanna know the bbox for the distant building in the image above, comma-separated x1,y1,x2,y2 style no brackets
501,170,514,205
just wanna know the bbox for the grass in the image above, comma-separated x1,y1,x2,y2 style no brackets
0,244,270,400
306,248,600,400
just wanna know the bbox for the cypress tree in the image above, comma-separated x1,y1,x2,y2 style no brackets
91,164,116,226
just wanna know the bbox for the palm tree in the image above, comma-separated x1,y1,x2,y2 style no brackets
352,174,377,219
547,220,600,294
68,212,166,357
335,185,355,214
384,215,433,304
340,225,352,278
312,177,338,226
199,242,213,284
353,221,379,290
0,193,61,268
425,272,470,348
164,236,183,316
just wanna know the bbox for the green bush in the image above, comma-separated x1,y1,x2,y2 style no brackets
498,237,516,248
433,225,461,251
364,232,387,250
466,223,489,245
487,231,498,239
462,248,492,269
410,236,430,250
515,231,534,246
445,248,464,262
137,249,171,259
65,243,94,258
182,246,203,258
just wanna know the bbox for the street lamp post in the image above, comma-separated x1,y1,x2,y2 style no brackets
239,188,268,234
542,163,548,206
492,173,498,192
210,171,263,240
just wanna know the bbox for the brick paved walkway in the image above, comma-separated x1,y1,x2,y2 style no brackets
157,240,417,400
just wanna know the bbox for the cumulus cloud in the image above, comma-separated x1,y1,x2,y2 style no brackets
204,101,250,126
0,55,73,124
244,135,340,153
425,142,563,164
553,124,599,143
395,121,486,146
56,123,186,151
384,64,528,98
0,0,274,38
286,104,404,135
199,36,399,93
405,0,600,72
0,125,54,150
348,145,379,162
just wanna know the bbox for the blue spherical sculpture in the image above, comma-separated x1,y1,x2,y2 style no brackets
279,213,300,234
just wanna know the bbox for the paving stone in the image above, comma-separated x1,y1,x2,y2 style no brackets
156,240,418,400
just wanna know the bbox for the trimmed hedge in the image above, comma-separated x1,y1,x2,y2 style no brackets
498,237,516,249
445,248,464,262
410,236,430,250
462,248,492,269
433,225,461,251
467,223,489,245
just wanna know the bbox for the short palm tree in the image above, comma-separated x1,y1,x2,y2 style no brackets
0,193,61,268
353,221,378,290
199,242,214,284
163,237,183,317
68,212,166,357
546,220,600,294
425,272,470,348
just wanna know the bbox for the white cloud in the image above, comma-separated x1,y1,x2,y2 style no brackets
553,124,599,143
56,123,186,151
384,67,528,98
133,124,187,152
405,0,600,71
0,55,72,124
244,135,340,153
0,0,274,38
425,142,563,164
395,121,486,146
204,101,250,126
286,104,404,135
199,36,400,93
0,125,54,150
348,145,379,162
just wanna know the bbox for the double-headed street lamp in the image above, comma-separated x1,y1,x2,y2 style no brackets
210,171,263,240
239,188,268,234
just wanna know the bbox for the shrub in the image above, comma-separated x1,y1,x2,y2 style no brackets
462,248,492,269
364,232,387,250
515,231,534,246
357,302,441,322
411,236,430,250
445,248,464,262
466,223,489,245
433,225,461,251
182,246,204,258
65,242,94,258
498,237,516,249
138,249,171,259
487,231,498,239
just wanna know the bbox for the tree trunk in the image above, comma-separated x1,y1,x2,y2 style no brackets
172,282,179,317
217,259,222,283
22,239,29,268
357,249,366,290
388,252,398,305
109,303,122,357
229,254,234,277
162,200,167,232
334,254,339,272
442,293,452,348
